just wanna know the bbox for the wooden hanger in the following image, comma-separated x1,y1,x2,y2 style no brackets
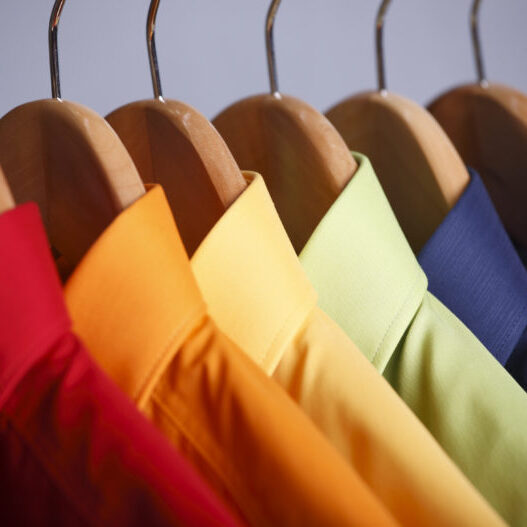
106,0,246,256
428,0,527,248
0,166,15,214
326,0,469,253
212,0,357,254
0,0,145,276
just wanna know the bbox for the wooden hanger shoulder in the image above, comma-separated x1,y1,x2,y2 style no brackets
213,93,358,253
0,98,145,273
429,83,527,247
326,91,469,252
106,99,246,256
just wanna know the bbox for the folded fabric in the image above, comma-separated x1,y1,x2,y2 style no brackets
0,203,241,527
64,185,397,527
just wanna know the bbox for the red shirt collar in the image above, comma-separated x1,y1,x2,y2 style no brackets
0,203,70,406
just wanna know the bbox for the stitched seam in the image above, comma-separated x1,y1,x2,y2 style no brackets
132,302,207,404
372,272,424,364
4,416,98,526
258,288,316,371
150,393,248,503
151,391,265,526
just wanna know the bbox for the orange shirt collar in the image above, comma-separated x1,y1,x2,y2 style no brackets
64,185,206,407
191,173,317,374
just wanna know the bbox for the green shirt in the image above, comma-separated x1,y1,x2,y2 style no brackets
300,152,527,525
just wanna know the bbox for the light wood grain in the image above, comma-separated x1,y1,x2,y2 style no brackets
326,91,469,252
429,83,527,248
107,99,246,256
0,165,14,214
0,98,145,274
213,94,358,253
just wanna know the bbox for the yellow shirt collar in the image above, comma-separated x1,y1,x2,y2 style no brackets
64,185,206,406
192,173,317,375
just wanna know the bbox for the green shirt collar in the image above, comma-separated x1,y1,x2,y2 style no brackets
299,153,427,371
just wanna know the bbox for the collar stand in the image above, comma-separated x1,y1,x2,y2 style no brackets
65,185,206,406
192,173,317,375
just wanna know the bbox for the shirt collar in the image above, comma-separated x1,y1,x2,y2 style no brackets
191,173,317,375
418,169,527,364
0,204,70,407
64,185,207,407
299,153,428,372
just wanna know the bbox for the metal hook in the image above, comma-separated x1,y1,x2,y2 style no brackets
49,0,66,99
375,0,392,94
470,0,488,87
147,0,164,100
49,0,166,100
266,0,282,98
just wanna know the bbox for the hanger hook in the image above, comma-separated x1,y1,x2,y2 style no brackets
147,0,164,100
470,0,487,86
375,0,392,94
49,0,66,99
266,0,282,98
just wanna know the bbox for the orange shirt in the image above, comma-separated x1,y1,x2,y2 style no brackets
64,185,396,527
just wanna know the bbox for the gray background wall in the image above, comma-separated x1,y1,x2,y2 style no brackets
1,1,526,120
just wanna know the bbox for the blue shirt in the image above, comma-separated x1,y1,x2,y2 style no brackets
418,169,527,389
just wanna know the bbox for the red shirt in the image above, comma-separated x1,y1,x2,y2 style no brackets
0,203,242,527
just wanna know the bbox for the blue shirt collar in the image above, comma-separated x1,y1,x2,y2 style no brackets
418,169,527,365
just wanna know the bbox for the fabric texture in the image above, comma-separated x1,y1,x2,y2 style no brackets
0,203,241,527
418,168,527,375
191,172,504,527
64,185,397,527
299,153,527,526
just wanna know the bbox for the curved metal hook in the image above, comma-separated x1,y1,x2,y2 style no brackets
266,0,282,98
375,0,392,93
147,0,164,100
470,0,487,86
49,0,66,99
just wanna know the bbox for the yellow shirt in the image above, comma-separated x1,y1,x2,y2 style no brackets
191,173,504,527
64,185,397,527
